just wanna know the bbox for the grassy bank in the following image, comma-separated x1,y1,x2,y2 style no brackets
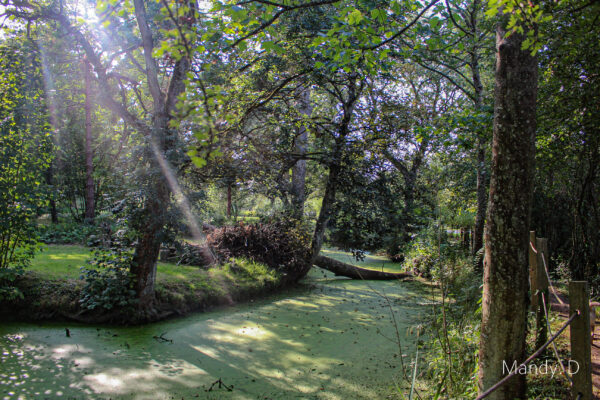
2,245,282,324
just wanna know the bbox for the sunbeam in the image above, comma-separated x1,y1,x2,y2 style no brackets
151,140,205,244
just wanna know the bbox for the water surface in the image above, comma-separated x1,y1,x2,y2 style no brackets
1,270,432,399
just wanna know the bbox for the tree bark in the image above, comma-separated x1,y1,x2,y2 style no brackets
310,150,341,264
82,57,95,223
291,85,311,220
314,255,411,280
478,20,538,399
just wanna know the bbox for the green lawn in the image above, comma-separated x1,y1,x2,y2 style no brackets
31,245,91,279
321,248,405,273
30,244,220,283
32,245,407,279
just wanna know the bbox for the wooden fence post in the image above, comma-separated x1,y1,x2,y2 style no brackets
529,231,538,309
536,238,549,349
570,281,593,400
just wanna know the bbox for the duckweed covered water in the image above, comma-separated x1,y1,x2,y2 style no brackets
1,269,433,399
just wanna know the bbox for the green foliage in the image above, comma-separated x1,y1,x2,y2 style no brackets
532,0,600,284
36,222,97,245
422,255,481,398
79,241,137,311
161,241,214,267
0,265,25,301
485,0,552,55
0,38,51,300
221,257,281,285
329,161,406,258
79,212,137,311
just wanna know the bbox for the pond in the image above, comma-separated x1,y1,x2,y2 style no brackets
0,269,433,399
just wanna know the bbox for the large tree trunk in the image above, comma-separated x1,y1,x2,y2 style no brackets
131,170,170,309
477,20,538,399
291,86,311,220
83,57,95,223
314,255,411,280
129,0,192,310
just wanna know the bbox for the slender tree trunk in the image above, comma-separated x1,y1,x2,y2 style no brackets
478,20,538,399
227,184,232,218
470,0,487,258
82,58,95,223
402,170,417,244
473,141,486,256
291,86,311,220
45,164,58,223
310,152,341,264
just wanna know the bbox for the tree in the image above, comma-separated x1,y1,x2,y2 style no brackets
82,57,95,223
477,10,538,399
532,0,600,283
4,0,195,311
409,0,495,257
290,85,311,220
0,37,52,299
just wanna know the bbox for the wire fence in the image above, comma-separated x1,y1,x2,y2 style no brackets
477,238,588,399
531,240,565,306
476,310,579,399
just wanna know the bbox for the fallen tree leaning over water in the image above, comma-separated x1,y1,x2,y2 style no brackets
206,222,413,282
314,255,412,280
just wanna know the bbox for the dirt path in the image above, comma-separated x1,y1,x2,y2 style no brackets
549,289,600,398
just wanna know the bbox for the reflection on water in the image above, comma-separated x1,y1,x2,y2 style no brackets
0,269,431,399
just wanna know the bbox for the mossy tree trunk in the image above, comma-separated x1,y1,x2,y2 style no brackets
477,17,538,399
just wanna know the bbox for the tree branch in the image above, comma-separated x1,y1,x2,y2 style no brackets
365,0,440,50
133,0,164,112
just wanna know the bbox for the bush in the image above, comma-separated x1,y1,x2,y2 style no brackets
37,222,97,245
79,229,137,311
0,235,40,302
422,268,481,398
160,241,215,267
207,218,311,284
0,40,51,302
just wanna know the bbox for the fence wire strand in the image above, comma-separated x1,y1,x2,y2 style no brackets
530,241,538,254
541,291,573,386
476,310,579,400
540,250,565,306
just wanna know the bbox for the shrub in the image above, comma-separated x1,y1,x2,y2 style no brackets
79,229,137,311
160,241,215,267
0,41,51,302
37,222,97,245
422,268,481,398
207,218,311,284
